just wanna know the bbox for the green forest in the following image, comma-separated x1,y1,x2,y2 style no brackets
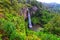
0,0,60,40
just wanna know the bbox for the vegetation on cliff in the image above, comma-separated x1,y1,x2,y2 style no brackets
0,0,60,40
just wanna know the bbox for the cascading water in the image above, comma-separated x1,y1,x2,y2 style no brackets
28,9,32,28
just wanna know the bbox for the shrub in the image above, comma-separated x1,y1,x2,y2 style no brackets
44,15,60,35
36,32,60,40
10,30,26,40
32,17,40,25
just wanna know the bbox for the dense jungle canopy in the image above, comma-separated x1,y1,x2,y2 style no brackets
0,0,60,40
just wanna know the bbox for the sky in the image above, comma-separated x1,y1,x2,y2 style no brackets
37,0,60,4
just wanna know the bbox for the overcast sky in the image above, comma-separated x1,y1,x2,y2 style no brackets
37,0,60,4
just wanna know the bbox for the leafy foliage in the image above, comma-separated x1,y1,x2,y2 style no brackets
44,14,60,35
0,0,60,40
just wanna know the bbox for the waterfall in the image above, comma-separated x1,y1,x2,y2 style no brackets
28,9,32,28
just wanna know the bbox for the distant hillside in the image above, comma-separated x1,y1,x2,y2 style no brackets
42,2,60,13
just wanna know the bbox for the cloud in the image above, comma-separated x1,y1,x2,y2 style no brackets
37,0,60,4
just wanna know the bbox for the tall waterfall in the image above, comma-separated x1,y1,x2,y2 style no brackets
28,9,32,28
